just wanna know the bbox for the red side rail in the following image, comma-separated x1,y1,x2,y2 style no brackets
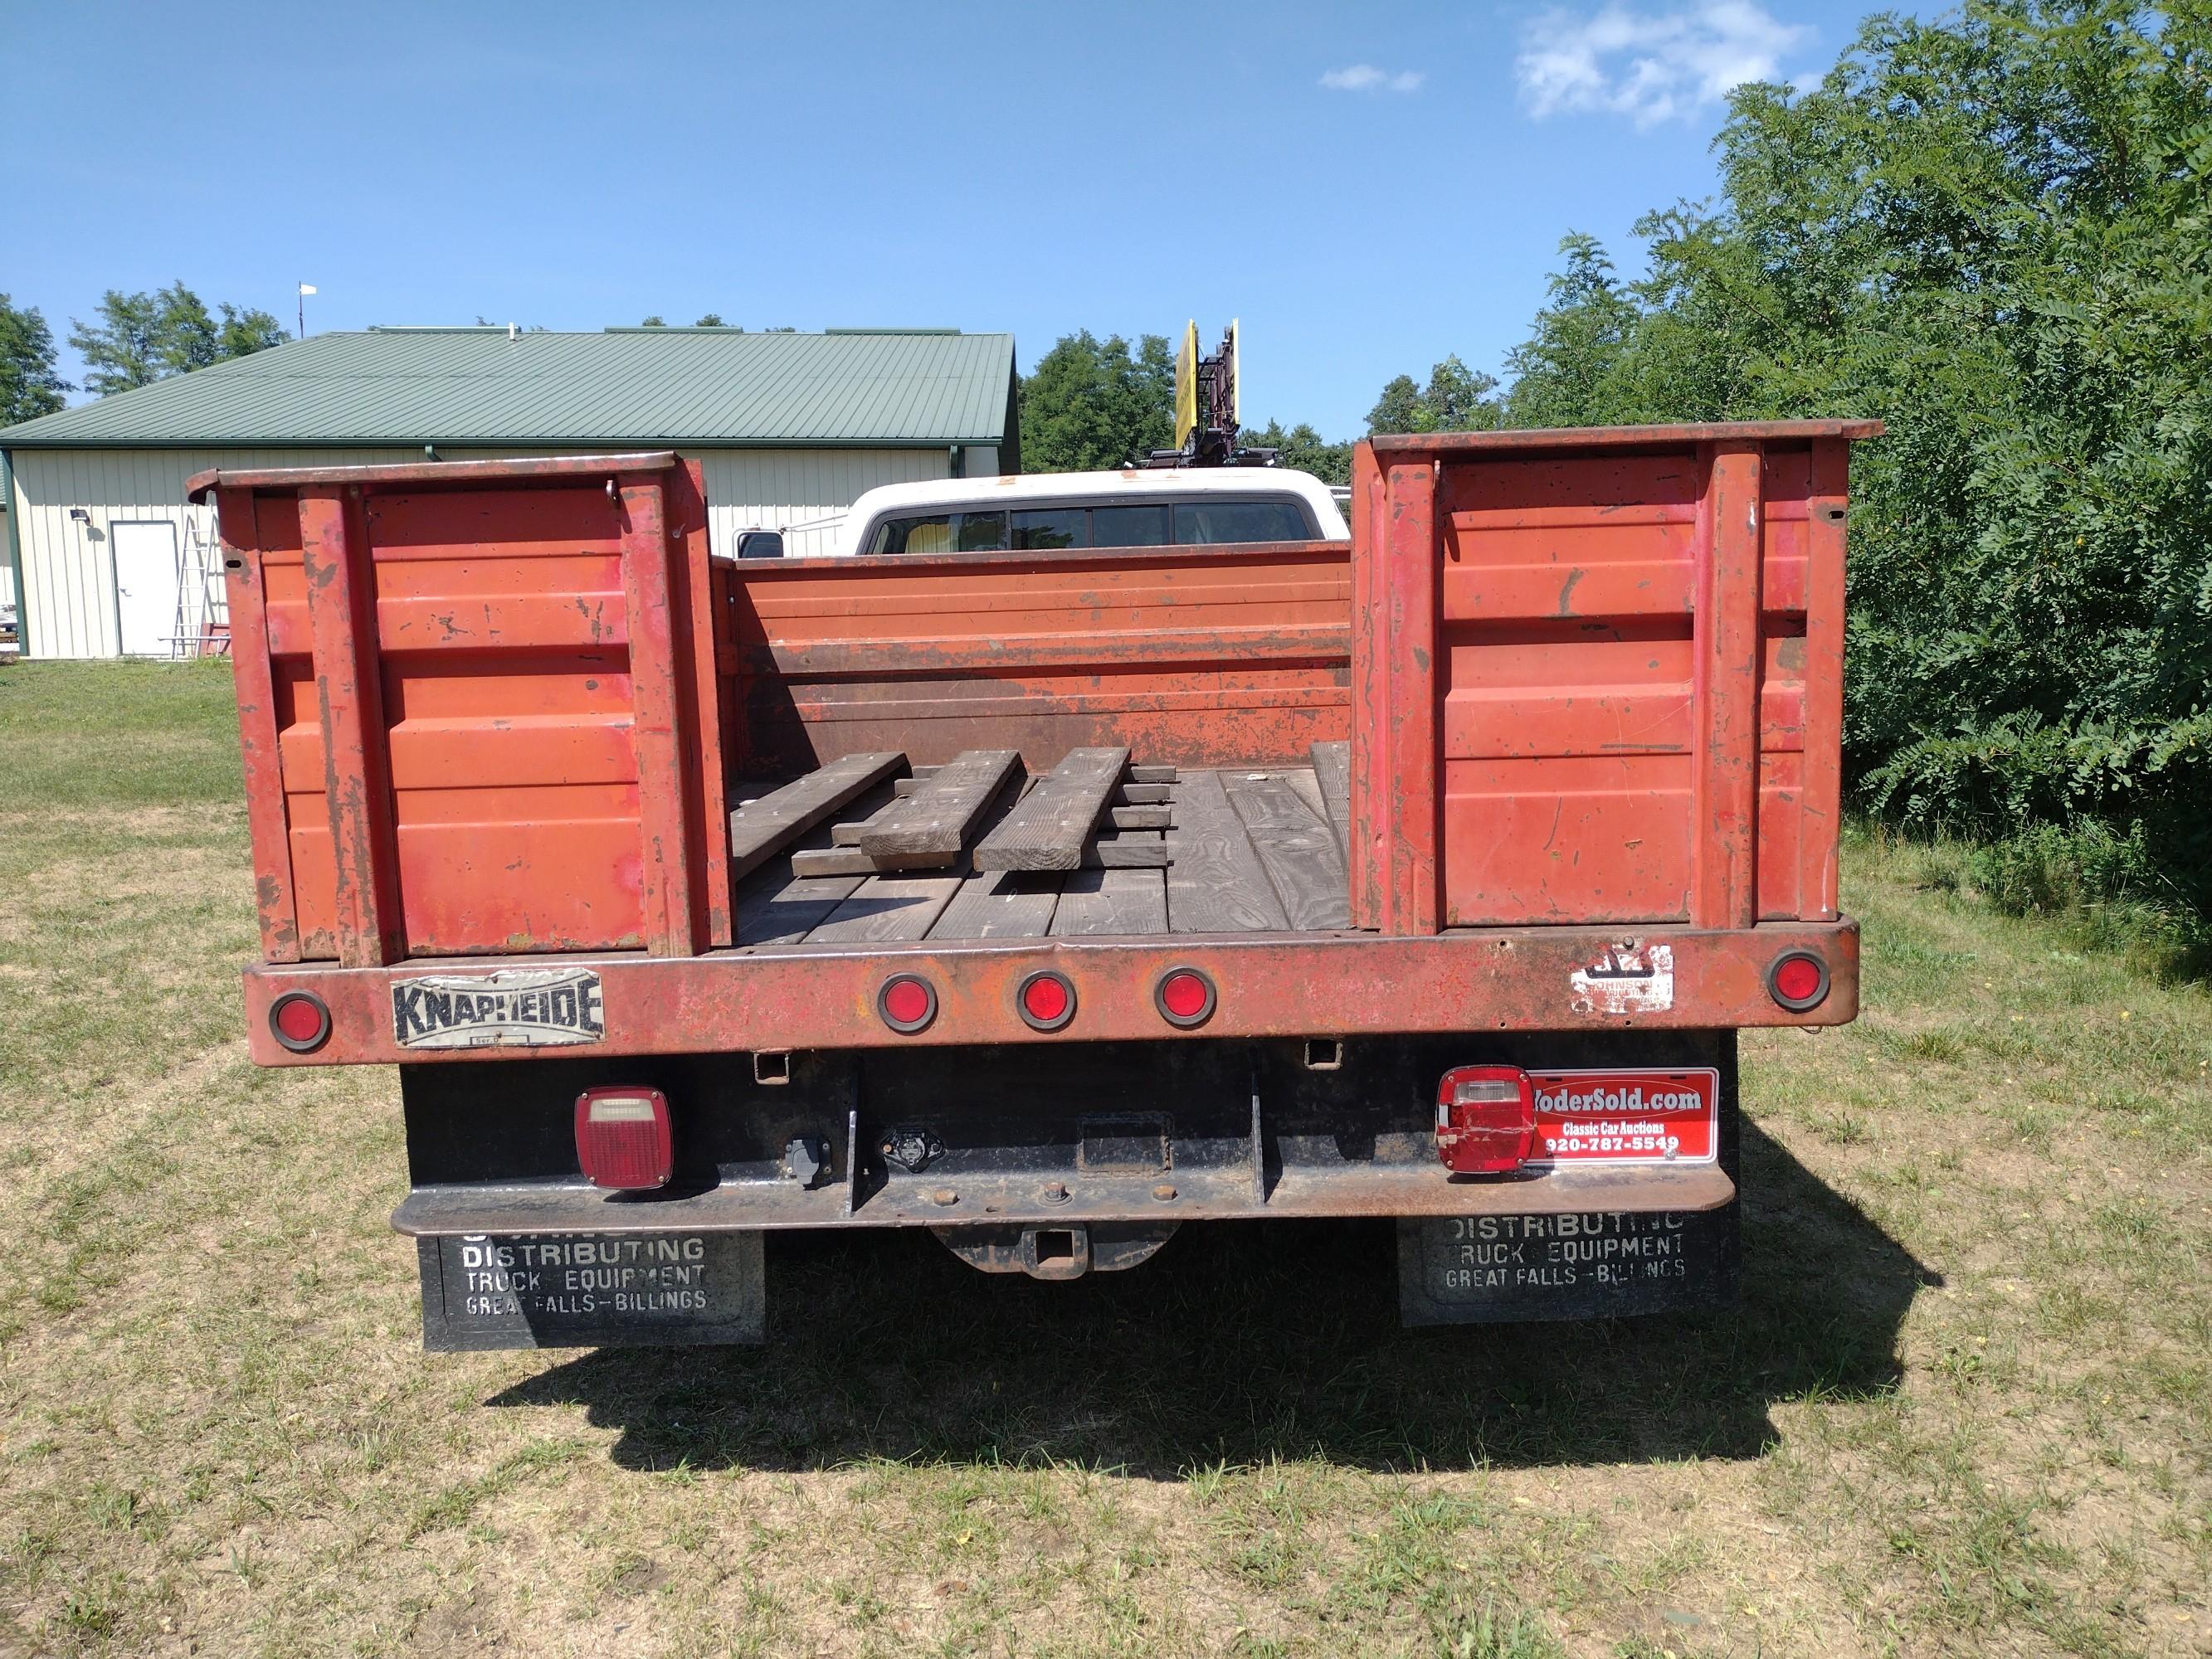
190,452,728,963
1349,421,1879,935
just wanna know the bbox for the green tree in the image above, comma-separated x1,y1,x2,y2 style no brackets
1,294,71,423
1019,331,1177,471
640,315,666,327
1496,0,2212,940
1240,418,1353,486
1367,354,1503,433
694,314,731,327
67,283,287,397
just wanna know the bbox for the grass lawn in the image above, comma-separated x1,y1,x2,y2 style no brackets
0,659,2205,1658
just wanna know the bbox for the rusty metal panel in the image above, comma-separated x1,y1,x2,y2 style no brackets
207,453,726,961
1352,421,1876,931
1691,443,1763,929
1347,450,1442,932
298,486,401,966
718,542,1352,775
239,917,1859,1066
213,485,301,962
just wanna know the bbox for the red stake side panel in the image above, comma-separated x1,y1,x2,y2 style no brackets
1352,421,1880,934
241,917,1858,1066
193,453,728,964
716,541,1352,775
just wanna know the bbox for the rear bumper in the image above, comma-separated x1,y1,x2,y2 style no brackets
394,1160,1735,1238
245,918,1857,1066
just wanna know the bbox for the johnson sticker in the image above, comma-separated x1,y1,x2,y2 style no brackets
1569,942,1674,1014
392,967,605,1049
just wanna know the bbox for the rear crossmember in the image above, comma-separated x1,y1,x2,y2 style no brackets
400,1030,1742,1349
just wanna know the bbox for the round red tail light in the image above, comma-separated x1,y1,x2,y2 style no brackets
877,974,938,1034
1016,971,1075,1032
269,990,331,1053
1154,967,1216,1029
1767,951,1830,1011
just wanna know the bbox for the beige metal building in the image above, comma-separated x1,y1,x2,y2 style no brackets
0,326,1019,659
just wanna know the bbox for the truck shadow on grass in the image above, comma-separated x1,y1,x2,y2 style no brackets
488,1118,1938,1475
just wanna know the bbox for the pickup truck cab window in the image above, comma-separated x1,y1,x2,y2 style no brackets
867,495,1317,555
865,511,1008,555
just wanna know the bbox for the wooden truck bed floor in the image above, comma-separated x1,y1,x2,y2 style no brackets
734,758,1352,947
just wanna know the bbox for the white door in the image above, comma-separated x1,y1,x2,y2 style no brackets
112,520,182,657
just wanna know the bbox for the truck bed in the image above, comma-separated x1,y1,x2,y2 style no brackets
737,758,1350,946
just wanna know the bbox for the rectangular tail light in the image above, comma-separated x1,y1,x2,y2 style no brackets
574,1087,673,1190
1435,1065,1536,1175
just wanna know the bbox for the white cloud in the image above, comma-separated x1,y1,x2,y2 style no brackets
1320,64,1425,94
1516,0,1812,127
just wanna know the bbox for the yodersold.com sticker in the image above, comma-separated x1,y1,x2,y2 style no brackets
1526,1067,1719,1165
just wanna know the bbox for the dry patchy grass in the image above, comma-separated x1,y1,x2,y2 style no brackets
0,661,2205,1658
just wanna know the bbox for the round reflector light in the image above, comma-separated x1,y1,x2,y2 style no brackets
1767,951,1830,1012
877,974,937,1034
269,990,330,1053
1154,967,1216,1029
1016,971,1075,1032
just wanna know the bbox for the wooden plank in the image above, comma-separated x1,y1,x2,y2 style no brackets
735,792,902,942
1130,765,1180,784
736,868,865,944
1051,867,1168,936
972,747,1129,872
727,752,906,880
1094,833,1172,868
1223,770,1352,931
1309,740,1352,857
1109,805,1172,830
831,796,904,846
789,846,877,877
930,869,1063,939
1167,770,1292,933
806,873,963,943
1281,767,1328,825
1118,783,1173,805
859,748,1024,869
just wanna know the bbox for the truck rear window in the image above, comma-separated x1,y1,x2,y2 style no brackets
867,496,1314,555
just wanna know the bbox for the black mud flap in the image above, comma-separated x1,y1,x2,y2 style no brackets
1397,1204,1740,1326
417,1230,766,1351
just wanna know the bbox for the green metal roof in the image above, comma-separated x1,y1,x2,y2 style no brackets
0,328,1016,449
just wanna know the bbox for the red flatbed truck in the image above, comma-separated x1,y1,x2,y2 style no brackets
192,418,1875,1348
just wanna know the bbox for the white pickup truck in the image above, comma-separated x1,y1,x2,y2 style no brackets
736,466,1350,560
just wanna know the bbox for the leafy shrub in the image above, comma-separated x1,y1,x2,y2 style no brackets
1501,0,2212,946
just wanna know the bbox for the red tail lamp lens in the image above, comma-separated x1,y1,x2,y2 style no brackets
1017,971,1075,1032
573,1087,673,1190
1155,967,1216,1029
878,974,938,1034
1435,1065,1537,1175
269,990,330,1053
1767,951,1830,1012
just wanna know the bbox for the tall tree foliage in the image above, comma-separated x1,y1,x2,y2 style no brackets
1019,331,1177,471
1,294,71,423
1503,0,2212,933
1366,355,1505,435
68,283,288,396
1240,419,1353,486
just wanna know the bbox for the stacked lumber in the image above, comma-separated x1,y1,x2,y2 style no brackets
730,749,1179,882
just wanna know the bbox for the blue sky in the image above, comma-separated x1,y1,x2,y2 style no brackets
4,0,1888,436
